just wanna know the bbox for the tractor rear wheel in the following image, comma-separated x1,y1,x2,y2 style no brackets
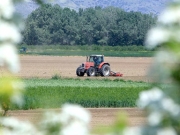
87,67,96,76
100,64,110,76
76,67,85,76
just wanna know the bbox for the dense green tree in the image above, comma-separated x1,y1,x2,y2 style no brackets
22,4,156,46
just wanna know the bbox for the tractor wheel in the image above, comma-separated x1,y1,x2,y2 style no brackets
76,67,84,76
100,64,110,76
87,67,96,76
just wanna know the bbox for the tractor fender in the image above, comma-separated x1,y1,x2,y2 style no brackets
98,62,110,69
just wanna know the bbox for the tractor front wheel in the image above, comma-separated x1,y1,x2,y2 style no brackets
100,64,110,76
76,67,85,76
87,67,96,76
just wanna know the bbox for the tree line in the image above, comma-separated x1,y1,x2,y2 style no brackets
22,4,156,46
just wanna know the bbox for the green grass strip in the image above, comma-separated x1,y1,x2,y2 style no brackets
10,78,151,110
24,50,154,57
19,86,149,109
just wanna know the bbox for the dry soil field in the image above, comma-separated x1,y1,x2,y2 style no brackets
4,55,153,129
16,55,153,81
8,108,145,129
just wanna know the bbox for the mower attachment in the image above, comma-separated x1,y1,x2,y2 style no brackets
110,71,123,77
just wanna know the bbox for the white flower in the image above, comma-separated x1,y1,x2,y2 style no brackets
137,87,163,108
122,127,142,135
60,104,91,135
145,27,170,49
39,111,62,135
148,51,177,83
161,98,180,116
158,6,180,25
60,104,91,125
157,127,177,135
60,120,89,135
0,21,21,43
41,111,62,125
155,51,177,64
0,0,14,19
148,111,163,126
0,43,20,73
0,117,41,135
41,104,91,135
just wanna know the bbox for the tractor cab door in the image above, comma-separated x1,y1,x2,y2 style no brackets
89,56,94,62
97,56,103,65
90,56,104,67
99,56,104,63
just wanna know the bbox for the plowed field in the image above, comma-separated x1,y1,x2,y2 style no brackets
17,55,153,81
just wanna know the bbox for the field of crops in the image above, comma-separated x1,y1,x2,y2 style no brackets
19,45,155,57
13,78,151,110
26,50,154,57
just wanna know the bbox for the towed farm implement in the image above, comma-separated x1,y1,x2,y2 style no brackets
76,55,123,77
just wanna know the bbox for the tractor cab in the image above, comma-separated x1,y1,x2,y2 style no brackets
87,55,104,66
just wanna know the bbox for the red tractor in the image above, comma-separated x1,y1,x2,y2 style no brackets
76,55,111,77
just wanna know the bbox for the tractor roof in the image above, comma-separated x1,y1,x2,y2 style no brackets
90,55,104,57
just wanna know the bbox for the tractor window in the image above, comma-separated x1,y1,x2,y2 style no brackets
89,57,94,62
89,56,104,63
98,57,103,63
